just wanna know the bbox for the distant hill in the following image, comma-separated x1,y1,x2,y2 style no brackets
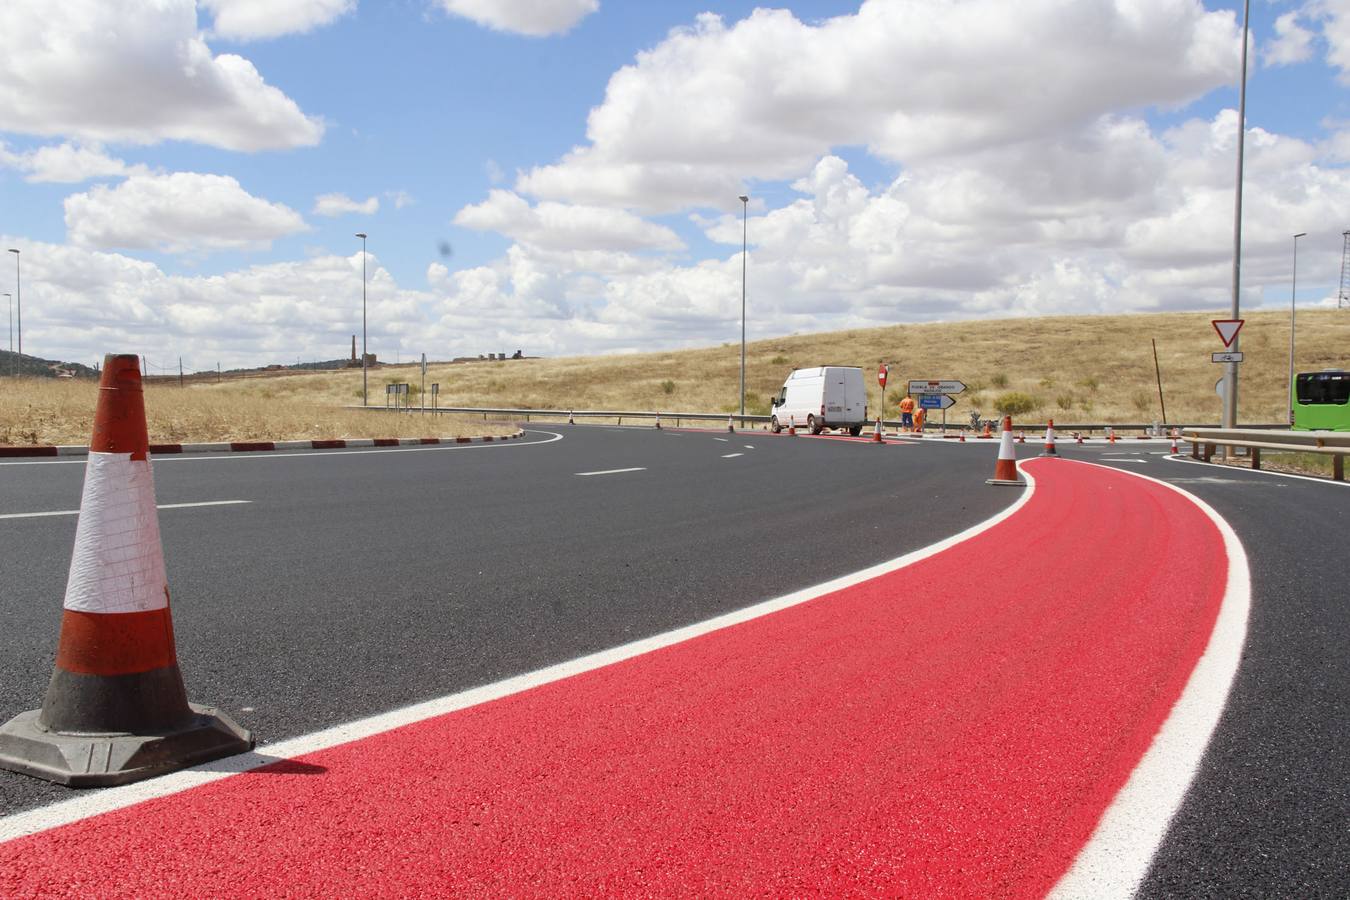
0,350,98,379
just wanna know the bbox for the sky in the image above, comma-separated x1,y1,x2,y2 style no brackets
2,0,1350,372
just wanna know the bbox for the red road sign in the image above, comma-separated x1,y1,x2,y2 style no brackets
878,365,888,388
1212,319,1244,348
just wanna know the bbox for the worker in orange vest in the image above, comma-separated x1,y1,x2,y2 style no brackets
899,394,916,432
914,405,926,434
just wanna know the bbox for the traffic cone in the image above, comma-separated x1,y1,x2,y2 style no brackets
0,355,252,786
788,415,797,436
872,418,884,443
959,429,966,443
1040,419,1059,457
654,412,662,430
728,415,735,433
568,409,575,425
986,416,1025,486
1017,430,1026,444
1075,432,1084,444
1170,436,1179,454
1107,426,1116,444
980,420,993,439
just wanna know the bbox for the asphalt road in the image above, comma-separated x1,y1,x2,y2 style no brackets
0,429,1345,896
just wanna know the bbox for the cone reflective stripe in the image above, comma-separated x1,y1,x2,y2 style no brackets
1040,419,1058,457
987,416,1025,485
872,418,884,442
0,354,251,787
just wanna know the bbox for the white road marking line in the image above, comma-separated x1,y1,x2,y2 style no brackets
714,437,729,442
0,431,564,466
743,445,755,450
1164,452,1350,488
0,500,252,520
1103,458,1150,464
721,453,743,459
574,467,646,476
0,465,1039,844
1050,459,1250,899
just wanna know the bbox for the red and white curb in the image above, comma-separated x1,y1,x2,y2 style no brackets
0,431,525,458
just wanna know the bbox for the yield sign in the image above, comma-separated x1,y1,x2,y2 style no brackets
1212,319,1244,348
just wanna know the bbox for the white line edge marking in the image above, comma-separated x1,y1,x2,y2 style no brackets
0,500,252,520
714,438,729,442
0,431,564,466
574,467,646,477
1049,458,1251,899
721,453,743,459
0,465,1037,844
1165,451,1350,488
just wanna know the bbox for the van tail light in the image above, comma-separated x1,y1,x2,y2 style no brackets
820,404,825,416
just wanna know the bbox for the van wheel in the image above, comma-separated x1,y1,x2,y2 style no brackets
808,415,823,435
770,416,781,434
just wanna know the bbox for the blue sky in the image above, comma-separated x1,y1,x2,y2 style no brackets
2,0,1349,370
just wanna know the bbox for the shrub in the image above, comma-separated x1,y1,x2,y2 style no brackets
1131,391,1152,413
1038,377,1055,389
994,391,1038,416
660,379,676,395
990,373,1009,388
769,355,789,365
1078,377,1099,392
1056,394,1074,410
1079,398,1094,414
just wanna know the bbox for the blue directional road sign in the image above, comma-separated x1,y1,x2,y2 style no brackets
919,394,956,410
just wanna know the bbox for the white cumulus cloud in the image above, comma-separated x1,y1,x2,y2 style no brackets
454,190,684,251
0,0,323,150
438,0,599,37
202,0,355,41
65,172,308,253
518,0,1240,213
1264,10,1316,67
0,142,146,183
313,193,380,216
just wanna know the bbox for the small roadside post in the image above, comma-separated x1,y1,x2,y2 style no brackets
431,383,439,414
877,364,889,431
420,353,427,415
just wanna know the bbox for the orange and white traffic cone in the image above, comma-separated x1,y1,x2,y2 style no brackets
1170,435,1179,454
1075,431,1084,444
655,412,662,430
959,429,966,443
788,415,797,436
568,409,575,425
0,355,252,786
1107,426,1116,444
1040,419,1059,457
872,418,884,443
1017,430,1026,444
980,420,993,439
728,415,735,433
986,416,1025,486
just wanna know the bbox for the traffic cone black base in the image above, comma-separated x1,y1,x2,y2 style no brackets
0,702,250,788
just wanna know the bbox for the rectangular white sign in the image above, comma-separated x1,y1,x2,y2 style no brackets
1211,351,1244,363
907,379,966,394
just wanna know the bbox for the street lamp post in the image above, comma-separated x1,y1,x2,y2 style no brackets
356,233,368,407
1288,231,1307,427
1224,0,1251,444
739,195,749,418
2,293,10,376
7,249,18,371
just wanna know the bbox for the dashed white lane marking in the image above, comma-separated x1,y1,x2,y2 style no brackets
575,467,647,477
0,466,1038,844
714,438,729,442
1050,459,1251,899
1103,458,1150,464
721,453,743,459
0,500,252,520
743,445,755,450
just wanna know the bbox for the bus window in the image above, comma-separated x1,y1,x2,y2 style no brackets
1296,372,1350,405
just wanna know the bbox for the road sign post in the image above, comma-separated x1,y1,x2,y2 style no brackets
877,365,888,427
421,354,427,415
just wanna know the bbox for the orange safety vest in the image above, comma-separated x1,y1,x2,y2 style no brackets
899,397,915,414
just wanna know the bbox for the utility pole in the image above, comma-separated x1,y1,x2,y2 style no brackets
1224,0,1251,443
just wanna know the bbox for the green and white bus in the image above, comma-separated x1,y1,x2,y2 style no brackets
1292,370,1350,431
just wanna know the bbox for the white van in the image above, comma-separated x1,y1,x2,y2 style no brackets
768,366,867,435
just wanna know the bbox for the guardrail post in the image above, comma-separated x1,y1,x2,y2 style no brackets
1336,455,1345,482
1250,447,1261,470
1203,442,1214,462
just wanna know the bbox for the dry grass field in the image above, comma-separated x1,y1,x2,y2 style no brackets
191,308,1347,426
3,308,1345,445
0,379,515,446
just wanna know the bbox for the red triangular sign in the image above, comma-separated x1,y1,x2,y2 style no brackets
1212,319,1244,348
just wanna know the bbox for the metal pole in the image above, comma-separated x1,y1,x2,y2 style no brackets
1288,232,1306,427
1152,338,1167,425
420,353,426,415
356,233,368,407
1224,0,1251,443
7,249,19,369
2,293,10,376
739,195,749,417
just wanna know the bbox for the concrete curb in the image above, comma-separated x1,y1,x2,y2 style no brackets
0,430,526,459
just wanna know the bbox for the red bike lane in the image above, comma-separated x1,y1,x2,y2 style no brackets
0,458,1230,897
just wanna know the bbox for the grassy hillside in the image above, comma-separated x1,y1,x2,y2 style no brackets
191,308,1349,426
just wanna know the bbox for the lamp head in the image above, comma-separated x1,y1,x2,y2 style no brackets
738,195,749,203
355,232,367,239
1294,232,1307,238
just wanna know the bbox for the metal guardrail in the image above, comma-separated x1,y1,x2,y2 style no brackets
1182,427,1350,481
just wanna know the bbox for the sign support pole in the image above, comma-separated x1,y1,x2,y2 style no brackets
1225,0,1252,452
